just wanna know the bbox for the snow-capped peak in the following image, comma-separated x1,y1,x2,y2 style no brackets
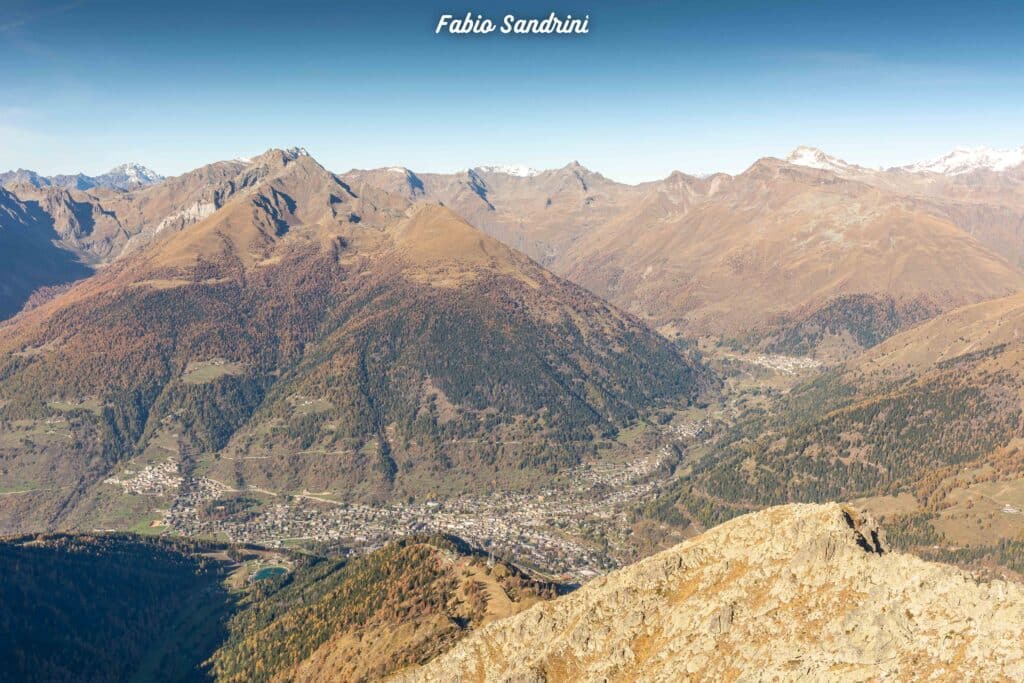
475,165,540,178
105,162,162,184
902,146,1024,175
91,162,164,190
269,147,310,163
785,146,859,173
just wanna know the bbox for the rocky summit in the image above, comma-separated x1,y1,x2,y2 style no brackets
392,503,1024,682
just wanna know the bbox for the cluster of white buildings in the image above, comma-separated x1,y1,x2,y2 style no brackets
114,422,706,580
104,460,183,496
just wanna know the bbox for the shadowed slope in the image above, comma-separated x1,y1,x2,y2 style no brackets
0,534,232,683
0,188,95,319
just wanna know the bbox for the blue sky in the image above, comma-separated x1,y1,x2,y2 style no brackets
2,0,1023,182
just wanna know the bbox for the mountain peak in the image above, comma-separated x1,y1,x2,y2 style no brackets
394,203,522,273
252,147,311,167
106,161,155,173
282,146,310,159
663,169,705,183
102,162,163,184
0,168,49,189
89,162,164,190
902,145,1024,175
785,146,860,173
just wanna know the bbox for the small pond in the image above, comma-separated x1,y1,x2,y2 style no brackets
251,566,287,581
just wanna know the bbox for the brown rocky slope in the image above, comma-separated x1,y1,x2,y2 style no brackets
392,503,1024,682
346,158,1024,359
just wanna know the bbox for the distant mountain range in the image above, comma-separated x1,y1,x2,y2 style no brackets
7,143,1021,195
5,143,1024,355
0,162,163,192
787,144,1024,175
5,143,1021,188
345,145,1024,359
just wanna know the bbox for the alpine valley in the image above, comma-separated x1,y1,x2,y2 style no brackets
4,145,1024,681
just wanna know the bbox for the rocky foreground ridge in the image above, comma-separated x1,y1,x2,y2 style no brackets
392,503,1024,682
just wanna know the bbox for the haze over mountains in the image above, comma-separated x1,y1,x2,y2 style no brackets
0,162,164,192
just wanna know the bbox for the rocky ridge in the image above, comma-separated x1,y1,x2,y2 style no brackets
392,503,1024,681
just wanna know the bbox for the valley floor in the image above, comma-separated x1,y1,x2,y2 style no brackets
105,418,703,581
7,344,1023,584
53,345,816,581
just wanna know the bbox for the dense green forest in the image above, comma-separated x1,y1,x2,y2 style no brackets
0,243,707,520
763,293,940,356
644,361,1024,574
883,511,1024,577
0,534,233,683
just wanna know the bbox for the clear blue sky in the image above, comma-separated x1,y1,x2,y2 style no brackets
2,0,1023,182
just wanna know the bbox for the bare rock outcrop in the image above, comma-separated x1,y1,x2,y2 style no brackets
391,503,1024,682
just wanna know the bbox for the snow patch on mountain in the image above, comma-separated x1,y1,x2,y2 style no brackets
282,147,309,159
95,163,164,190
475,165,540,177
902,146,1024,175
785,146,861,174
110,163,162,183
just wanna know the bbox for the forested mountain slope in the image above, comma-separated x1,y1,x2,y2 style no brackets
211,535,559,682
647,291,1024,576
0,534,232,683
0,149,708,533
